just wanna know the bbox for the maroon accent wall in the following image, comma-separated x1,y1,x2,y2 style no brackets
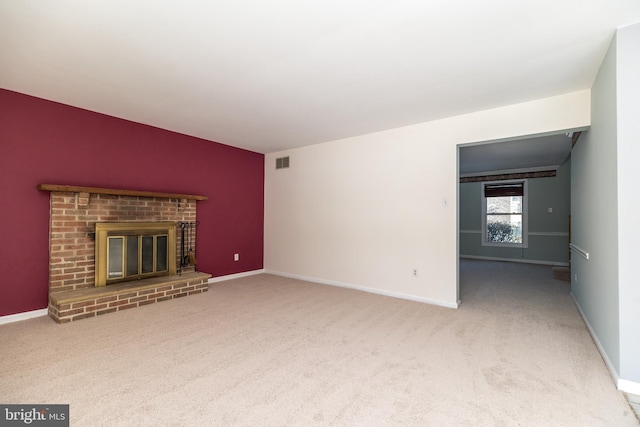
0,89,264,316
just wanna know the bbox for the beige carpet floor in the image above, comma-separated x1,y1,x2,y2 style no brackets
1,260,637,426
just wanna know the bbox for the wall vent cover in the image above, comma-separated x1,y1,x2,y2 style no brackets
276,156,290,169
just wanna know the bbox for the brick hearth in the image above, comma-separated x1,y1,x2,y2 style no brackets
49,272,210,323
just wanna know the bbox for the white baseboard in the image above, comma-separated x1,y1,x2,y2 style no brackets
619,379,640,396
0,308,48,325
208,269,266,284
570,293,640,395
265,270,459,309
460,255,569,267
570,292,620,386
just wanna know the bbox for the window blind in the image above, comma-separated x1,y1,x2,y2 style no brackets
484,182,524,197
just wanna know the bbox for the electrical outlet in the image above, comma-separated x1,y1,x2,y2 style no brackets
412,268,418,277
234,253,239,261
574,273,578,283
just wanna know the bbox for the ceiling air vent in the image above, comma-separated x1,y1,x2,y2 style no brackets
276,156,290,170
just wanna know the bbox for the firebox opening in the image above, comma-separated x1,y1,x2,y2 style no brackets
95,222,177,287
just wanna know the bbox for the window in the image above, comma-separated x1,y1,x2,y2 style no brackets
481,180,528,247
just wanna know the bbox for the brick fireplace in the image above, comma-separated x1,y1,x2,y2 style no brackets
38,184,211,323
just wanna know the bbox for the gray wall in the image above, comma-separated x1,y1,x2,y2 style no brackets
615,23,640,385
459,159,571,265
572,23,640,386
571,33,620,376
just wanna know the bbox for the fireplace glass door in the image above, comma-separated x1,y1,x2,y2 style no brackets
107,234,169,281
95,222,177,287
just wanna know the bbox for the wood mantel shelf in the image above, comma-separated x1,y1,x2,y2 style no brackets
37,184,208,201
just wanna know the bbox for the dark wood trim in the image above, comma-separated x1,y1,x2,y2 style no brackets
37,184,208,201
460,170,556,183
571,131,582,147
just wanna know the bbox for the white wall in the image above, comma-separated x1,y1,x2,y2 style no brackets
265,90,590,308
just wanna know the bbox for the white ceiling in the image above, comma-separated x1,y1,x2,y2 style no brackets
2,1,640,154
